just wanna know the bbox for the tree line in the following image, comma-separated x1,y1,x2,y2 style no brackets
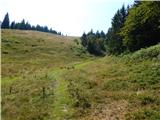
1,13,62,35
81,1,160,56
81,30,106,56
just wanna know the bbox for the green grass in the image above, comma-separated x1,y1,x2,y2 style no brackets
1,29,91,77
1,29,93,120
2,29,160,120
57,45,160,119
48,68,76,119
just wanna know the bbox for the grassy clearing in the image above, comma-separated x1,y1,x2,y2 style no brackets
1,29,93,120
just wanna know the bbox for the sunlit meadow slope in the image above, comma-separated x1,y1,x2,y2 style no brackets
59,44,160,120
1,29,91,77
1,29,93,120
1,29,160,120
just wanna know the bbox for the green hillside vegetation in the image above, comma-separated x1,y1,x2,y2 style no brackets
1,29,91,77
2,29,160,120
81,2,160,56
1,29,93,120
56,44,160,120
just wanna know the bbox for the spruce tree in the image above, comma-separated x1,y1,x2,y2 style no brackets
1,13,10,28
106,5,127,54
19,19,26,30
100,31,105,38
43,26,49,32
81,32,87,47
25,22,31,30
10,21,15,29
96,31,100,38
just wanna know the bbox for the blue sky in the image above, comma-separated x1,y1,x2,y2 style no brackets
0,0,134,36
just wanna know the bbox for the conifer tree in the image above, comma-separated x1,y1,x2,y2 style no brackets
81,32,87,47
1,13,10,28
106,5,127,54
100,31,105,38
19,19,26,30
10,21,15,29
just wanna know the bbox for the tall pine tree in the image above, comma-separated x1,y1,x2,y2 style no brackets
10,21,16,29
81,32,87,47
106,5,127,55
1,13,10,28
19,19,26,30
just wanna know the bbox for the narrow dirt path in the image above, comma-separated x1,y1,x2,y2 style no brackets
48,69,73,119
47,60,94,119
48,59,128,120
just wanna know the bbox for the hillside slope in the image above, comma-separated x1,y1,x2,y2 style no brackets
1,29,160,120
1,29,91,77
51,44,159,120
1,29,93,120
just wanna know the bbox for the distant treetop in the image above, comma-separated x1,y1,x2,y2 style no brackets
1,12,62,35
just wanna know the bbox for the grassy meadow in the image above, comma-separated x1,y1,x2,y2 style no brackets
1,29,93,120
1,29,160,120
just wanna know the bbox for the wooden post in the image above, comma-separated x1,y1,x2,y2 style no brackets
42,87,45,98
45,74,48,78
9,86,12,94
